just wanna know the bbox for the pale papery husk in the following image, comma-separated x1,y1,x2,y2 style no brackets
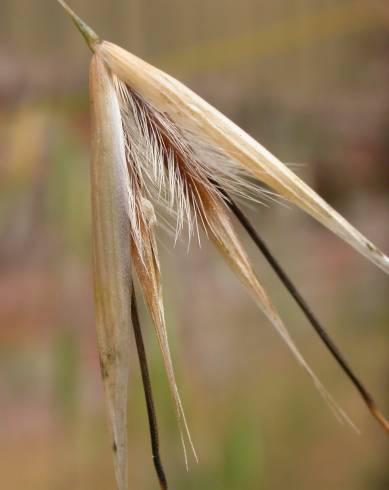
90,54,132,490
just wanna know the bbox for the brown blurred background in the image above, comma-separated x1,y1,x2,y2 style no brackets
0,0,388,489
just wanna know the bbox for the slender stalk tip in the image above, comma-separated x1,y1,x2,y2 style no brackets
370,404,389,434
56,0,99,51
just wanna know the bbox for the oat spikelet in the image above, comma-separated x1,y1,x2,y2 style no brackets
98,41,389,273
89,55,131,490
117,91,355,428
57,0,389,459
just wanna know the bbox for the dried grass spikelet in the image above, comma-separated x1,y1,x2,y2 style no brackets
57,5,389,485
98,40,389,273
114,83,354,428
89,55,132,490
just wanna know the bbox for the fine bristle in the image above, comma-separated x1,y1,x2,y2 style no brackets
113,77,269,247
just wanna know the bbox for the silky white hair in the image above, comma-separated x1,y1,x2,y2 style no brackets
113,76,277,251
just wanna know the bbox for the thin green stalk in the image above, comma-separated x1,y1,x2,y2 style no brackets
56,0,99,51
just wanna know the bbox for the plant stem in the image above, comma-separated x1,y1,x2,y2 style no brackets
56,0,99,51
131,285,169,489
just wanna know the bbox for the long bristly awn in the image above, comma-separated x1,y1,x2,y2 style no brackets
56,2,389,489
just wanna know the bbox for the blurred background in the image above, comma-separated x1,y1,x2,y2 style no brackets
0,0,388,488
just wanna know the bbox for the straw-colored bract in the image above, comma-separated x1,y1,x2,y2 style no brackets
90,55,132,490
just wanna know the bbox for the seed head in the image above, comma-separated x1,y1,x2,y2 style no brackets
56,3,389,488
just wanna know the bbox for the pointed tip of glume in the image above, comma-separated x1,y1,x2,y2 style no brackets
56,0,100,52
